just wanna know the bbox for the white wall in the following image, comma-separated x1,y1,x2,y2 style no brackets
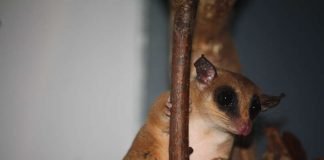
0,1,144,159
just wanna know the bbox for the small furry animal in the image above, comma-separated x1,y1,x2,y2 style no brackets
124,55,283,160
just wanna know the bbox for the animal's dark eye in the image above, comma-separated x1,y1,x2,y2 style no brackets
216,86,237,108
249,96,261,120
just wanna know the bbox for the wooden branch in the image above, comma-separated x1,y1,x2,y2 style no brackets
263,127,291,160
169,0,198,160
282,131,307,160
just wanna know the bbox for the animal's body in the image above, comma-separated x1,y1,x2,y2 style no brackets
124,56,283,160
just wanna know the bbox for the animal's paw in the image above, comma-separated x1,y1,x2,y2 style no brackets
164,96,192,118
165,96,172,117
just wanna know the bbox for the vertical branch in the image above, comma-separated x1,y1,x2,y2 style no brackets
169,0,198,160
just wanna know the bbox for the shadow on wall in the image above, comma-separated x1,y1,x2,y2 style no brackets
233,0,324,158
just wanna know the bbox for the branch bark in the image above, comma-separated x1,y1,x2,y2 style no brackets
169,0,198,160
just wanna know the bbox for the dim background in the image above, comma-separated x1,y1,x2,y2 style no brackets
0,0,323,159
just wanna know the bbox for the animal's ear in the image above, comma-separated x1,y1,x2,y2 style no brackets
261,93,285,111
194,55,217,86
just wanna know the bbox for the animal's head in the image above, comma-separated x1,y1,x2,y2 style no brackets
191,55,284,136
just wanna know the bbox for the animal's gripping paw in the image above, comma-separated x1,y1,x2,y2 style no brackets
165,97,172,117
164,96,192,118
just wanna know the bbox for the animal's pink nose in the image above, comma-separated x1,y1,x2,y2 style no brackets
238,122,252,136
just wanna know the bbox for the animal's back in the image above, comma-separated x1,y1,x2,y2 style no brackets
124,92,170,160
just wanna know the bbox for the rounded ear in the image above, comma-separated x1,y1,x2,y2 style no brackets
261,93,285,111
194,55,217,86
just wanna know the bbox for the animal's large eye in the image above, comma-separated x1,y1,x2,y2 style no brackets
215,86,237,108
249,96,261,120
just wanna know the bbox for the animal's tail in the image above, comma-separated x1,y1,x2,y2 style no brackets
191,0,240,78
